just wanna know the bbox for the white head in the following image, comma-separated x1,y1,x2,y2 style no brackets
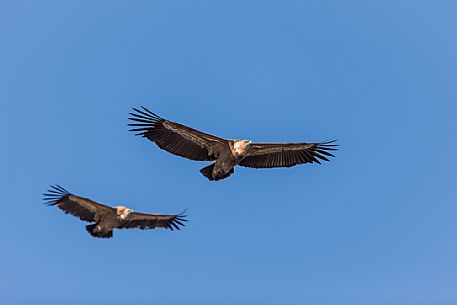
115,206,134,220
232,140,252,158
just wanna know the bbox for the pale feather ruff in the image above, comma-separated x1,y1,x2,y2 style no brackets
232,140,251,157
115,206,133,219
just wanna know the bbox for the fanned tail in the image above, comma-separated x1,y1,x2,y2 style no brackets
200,164,215,180
85,225,113,239
200,164,234,181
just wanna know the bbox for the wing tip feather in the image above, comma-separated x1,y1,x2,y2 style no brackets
312,139,339,162
128,106,164,136
43,184,70,206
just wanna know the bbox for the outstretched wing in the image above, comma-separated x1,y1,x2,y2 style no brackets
128,106,226,161
119,210,187,231
43,185,114,222
239,140,338,168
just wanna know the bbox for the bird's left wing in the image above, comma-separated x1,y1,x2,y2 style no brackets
129,106,226,161
119,210,187,231
239,140,338,168
43,185,114,222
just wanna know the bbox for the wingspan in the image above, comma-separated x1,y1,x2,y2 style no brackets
239,140,338,168
119,210,187,231
128,107,226,161
43,185,114,222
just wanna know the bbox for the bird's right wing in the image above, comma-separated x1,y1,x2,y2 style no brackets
128,107,227,161
119,210,187,231
239,140,338,168
43,185,113,223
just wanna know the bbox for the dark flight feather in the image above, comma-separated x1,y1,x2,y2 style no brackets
43,185,113,222
119,210,188,231
128,107,225,161
239,140,338,168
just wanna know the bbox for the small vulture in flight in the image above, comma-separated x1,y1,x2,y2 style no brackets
129,106,338,181
43,185,187,238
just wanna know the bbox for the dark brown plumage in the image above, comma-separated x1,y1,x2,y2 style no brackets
128,106,338,181
43,185,187,238
238,142,337,168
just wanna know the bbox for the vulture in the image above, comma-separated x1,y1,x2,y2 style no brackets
128,106,338,181
43,185,187,238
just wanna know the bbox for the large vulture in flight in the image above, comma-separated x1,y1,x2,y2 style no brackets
43,185,187,238
129,106,338,181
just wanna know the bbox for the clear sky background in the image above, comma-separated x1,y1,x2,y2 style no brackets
1,1,456,304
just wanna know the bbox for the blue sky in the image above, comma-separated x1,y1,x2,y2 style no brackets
1,1,456,304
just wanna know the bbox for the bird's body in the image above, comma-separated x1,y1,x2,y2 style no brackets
199,139,251,180
43,185,187,238
83,206,131,238
129,106,338,181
